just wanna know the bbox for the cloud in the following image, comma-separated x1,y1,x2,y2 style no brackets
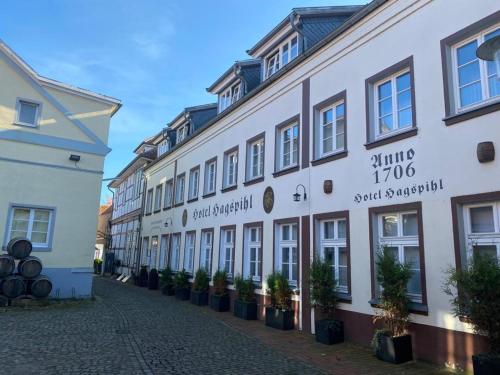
131,19,175,60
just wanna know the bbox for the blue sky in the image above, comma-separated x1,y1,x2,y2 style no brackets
1,0,367,203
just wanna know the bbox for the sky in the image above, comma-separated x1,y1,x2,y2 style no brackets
0,0,367,203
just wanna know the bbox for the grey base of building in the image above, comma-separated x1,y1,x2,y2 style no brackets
42,267,93,299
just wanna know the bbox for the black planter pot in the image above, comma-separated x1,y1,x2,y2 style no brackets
265,307,294,330
148,270,159,290
234,300,257,320
210,294,230,312
315,319,344,345
374,333,413,364
473,353,500,375
191,290,209,306
161,284,174,295
175,288,190,301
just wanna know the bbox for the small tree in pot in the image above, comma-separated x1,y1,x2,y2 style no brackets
372,248,413,364
210,270,230,312
234,274,257,320
148,268,159,290
191,268,209,306
310,259,343,344
159,267,175,295
444,252,500,375
174,269,190,300
93,259,103,274
265,272,294,330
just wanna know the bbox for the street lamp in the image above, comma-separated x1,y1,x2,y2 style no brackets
293,184,307,202
477,35,500,78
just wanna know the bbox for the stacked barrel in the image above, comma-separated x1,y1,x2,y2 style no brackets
0,238,52,305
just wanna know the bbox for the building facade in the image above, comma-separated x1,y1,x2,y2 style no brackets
95,202,112,261
135,0,499,369
0,40,121,298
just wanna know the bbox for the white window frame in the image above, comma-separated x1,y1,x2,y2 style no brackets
244,226,262,282
14,98,42,128
174,174,185,205
276,223,298,286
223,150,238,188
170,233,181,271
318,99,345,158
163,180,173,209
220,228,235,277
177,125,188,143
183,232,195,273
374,68,413,140
154,184,162,212
204,160,217,194
278,122,299,171
463,202,500,261
451,25,500,113
377,211,421,303
265,34,299,79
150,236,158,269
266,51,280,78
318,219,348,294
157,139,170,157
248,137,264,180
200,230,213,274
5,205,55,249
188,168,200,200
145,188,153,214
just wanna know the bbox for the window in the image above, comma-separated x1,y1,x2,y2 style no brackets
150,236,158,269
154,184,162,212
375,210,422,303
275,118,299,173
183,232,195,273
177,125,188,143
452,27,499,111
275,221,298,286
188,167,200,201
15,99,41,127
6,206,54,248
231,83,241,104
163,179,173,209
266,51,280,78
170,233,181,271
174,173,185,205
243,224,262,282
219,227,235,277
316,218,348,294
219,82,242,112
145,188,153,214
159,234,169,270
157,139,170,157
223,147,238,189
246,134,265,182
266,35,299,78
200,229,213,274
463,202,500,260
365,57,416,146
141,237,149,267
204,158,217,195
313,92,346,161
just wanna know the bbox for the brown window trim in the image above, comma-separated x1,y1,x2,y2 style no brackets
219,225,237,283
312,210,351,302
200,228,214,276
365,56,417,149
173,172,185,206
242,221,264,286
440,11,500,126
187,165,200,202
183,230,196,275
451,190,500,272
274,114,301,175
368,201,428,315
162,178,174,210
311,90,347,165
222,145,239,190
245,131,265,183
203,156,218,197
243,176,264,187
273,217,301,288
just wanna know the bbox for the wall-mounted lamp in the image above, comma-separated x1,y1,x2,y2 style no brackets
477,35,500,78
293,184,307,202
164,218,173,228
69,154,81,162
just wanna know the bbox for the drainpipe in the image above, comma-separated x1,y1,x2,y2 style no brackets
289,12,306,53
234,64,247,95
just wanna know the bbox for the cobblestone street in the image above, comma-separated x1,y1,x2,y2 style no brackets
0,277,450,375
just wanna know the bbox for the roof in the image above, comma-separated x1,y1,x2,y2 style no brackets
108,149,156,188
207,59,261,93
132,134,156,153
246,5,364,56
167,103,218,128
0,39,122,116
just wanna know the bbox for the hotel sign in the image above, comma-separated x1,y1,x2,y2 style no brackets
192,195,253,220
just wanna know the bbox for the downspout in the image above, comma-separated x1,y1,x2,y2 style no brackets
106,185,115,275
136,167,148,275
289,12,306,53
234,64,247,95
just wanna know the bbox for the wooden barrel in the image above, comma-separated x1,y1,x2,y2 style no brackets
18,256,42,279
30,275,52,298
7,237,32,260
0,255,15,277
1,275,26,298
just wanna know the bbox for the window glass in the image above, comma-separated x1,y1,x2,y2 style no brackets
457,40,482,107
470,206,495,233
382,215,398,237
323,221,335,239
337,220,346,239
402,213,418,236
290,37,298,59
473,245,497,259
19,101,38,125
485,29,500,97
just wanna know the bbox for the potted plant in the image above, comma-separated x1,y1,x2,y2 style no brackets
210,270,230,312
265,272,294,330
444,252,500,375
310,259,343,344
191,268,209,306
138,266,148,287
93,259,102,274
148,268,159,290
233,274,257,320
372,248,413,364
159,267,175,295
174,269,190,300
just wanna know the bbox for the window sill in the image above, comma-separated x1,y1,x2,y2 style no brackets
365,128,418,150
163,206,172,211
243,176,264,187
202,192,216,199
272,165,299,178
153,209,161,214
369,298,428,315
444,100,500,126
144,212,152,216
13,121,38,128
336,292,352,303
311,150,348,166
187,197,198,204
221,185,237,193
173,202,184,208
3,245,52,252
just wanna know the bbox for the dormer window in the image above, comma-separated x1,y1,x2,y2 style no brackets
265,35,299,79
157,139,170,157
177,125,188,143
219,82,242,112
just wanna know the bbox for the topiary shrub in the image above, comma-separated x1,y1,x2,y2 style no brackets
310,258,338,319
193,268,209,292
212,270,228,296
266,272,291,310
234,274,256,303
139,266,149,287
174,269,190,291
148,268,159,290
159,267,174,293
